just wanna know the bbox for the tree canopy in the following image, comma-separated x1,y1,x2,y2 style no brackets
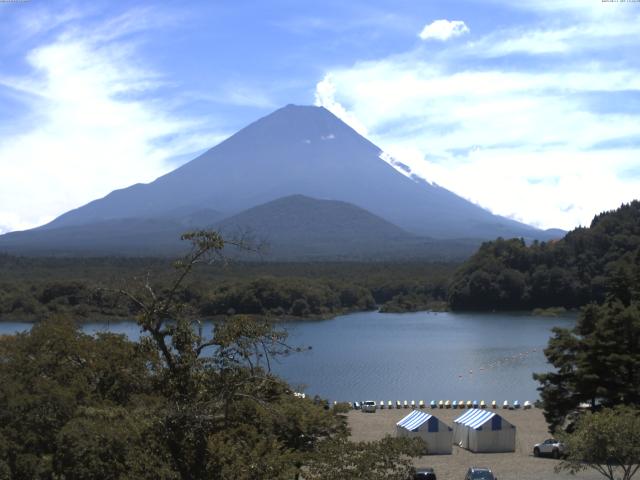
0,231,424,479
0,254,455,321
534,294,640,431
557,406,640,480
449,201,640,311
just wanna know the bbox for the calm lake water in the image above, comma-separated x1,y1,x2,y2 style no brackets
0,311,575,403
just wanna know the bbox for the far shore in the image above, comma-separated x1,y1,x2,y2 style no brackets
0,305,581,325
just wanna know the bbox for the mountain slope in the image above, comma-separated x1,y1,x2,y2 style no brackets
38,104,556,241
0,195,479,260
0,212,222,256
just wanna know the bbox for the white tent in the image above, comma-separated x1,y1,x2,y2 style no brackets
396,410,453,454
452,409,515,453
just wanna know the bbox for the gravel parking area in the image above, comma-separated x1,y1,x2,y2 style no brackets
348,407,601,480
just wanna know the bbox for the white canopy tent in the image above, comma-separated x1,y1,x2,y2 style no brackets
396,410,453,454
452,409,516,453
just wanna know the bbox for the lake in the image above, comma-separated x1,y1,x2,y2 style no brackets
0,310,575,403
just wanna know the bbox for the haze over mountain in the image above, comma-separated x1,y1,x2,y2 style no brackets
0,104,561,258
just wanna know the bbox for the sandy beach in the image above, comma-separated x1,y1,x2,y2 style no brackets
348,407,601,480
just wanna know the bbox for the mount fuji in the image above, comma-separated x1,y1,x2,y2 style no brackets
0,104,560,258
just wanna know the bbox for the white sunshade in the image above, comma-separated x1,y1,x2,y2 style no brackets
454,409,497,430
397,410,432,431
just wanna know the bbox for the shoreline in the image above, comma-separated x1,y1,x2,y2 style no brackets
0,306,580,325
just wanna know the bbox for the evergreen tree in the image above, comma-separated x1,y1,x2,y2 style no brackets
534,299,640,431
449,201,640,311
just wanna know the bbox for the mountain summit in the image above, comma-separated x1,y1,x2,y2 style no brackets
1,104,559,257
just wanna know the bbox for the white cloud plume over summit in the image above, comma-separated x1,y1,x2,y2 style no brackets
314,75,368,136
419,19,469,41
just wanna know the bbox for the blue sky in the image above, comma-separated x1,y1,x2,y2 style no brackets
1,0,639,233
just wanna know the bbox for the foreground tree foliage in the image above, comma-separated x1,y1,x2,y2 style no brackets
557,407,640,480
0,316,158,478
0,231,424,479
306,436,426,480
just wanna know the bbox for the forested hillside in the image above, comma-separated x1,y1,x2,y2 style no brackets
448,201,640,310
0,256,454,321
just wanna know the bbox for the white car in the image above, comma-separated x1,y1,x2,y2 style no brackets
362,400,377,412
533,438,565,458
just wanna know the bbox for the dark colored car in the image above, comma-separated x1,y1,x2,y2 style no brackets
464,467,496,480
413,467,437,480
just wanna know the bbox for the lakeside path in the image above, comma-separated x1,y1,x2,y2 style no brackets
348,408,601,480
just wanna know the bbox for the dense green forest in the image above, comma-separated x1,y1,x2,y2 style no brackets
0,255,455,321
448,201,640,311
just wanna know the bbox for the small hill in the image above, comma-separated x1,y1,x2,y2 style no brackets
214,195,477,260
448,201,640,310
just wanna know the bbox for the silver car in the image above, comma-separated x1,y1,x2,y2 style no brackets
362,400,377,412
533,438,565,458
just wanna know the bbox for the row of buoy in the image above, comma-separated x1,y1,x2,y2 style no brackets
458,349,540,378
349,399,533,410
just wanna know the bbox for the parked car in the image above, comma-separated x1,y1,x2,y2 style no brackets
362,400,377,412
533,438,565,458
413,467,436,479
464,467,496,480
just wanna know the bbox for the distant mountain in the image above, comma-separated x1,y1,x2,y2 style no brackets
0,213,222,257
0,218,184,256
0,104,562,258
0,195,478,260
543,228,567,238
37,105,558,239
0,207,223,256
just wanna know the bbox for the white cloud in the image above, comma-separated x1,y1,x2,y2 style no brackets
419,20,469,41
186,86,278,109
315,15,640,230
0,14,221,234
410,147,639,230
462,18,640,58
479,0,632,20
314,75,368,136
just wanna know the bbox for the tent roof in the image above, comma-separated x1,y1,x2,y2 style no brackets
397,410,433,431
454,409,501,430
